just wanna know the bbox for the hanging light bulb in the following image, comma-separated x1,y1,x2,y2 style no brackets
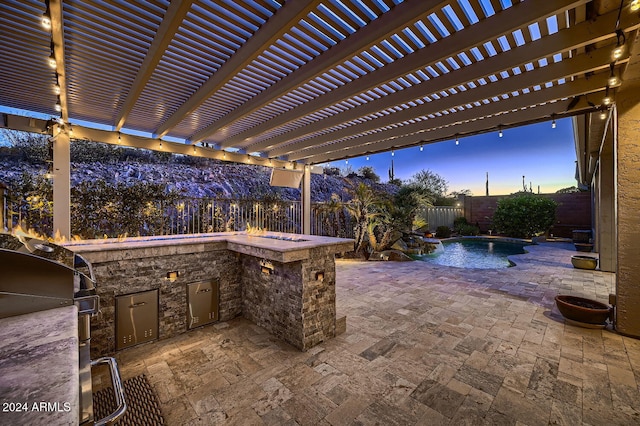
193,146,196,154
391,150,395,157
551,116,556,128
601,86,613,106
54,97,61,112
42,2,52,30
498,128,503,138
455,136,459,145
419,145,424,151
159,140,163,148
53,83,61,95
345,159,348,164
48,53,57,69
366,155,369,161
600,110,608,120
612,30,626,60
117,132,122,143
68,125,73,136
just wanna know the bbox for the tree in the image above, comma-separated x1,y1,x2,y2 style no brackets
556,186,581,193
407,170,448,205
491,193,557,238
357,166,380,182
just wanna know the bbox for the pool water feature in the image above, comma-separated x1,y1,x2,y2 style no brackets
413,239,528,268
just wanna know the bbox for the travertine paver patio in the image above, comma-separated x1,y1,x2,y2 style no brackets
105,242,640,425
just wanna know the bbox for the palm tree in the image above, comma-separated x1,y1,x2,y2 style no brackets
344,183,385,256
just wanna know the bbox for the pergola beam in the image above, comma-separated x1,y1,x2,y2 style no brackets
114,0,195,132
304,73,610,164
193,0,453,145
221,0,589,152
154,0,321,139
287,45,625,161
257,7,637,157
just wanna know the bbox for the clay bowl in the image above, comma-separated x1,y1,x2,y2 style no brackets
571,255,598,270
555,295,610,325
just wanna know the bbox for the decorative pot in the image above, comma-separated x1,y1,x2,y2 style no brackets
555,295,610,325
571,255,598,270
574,243,594,252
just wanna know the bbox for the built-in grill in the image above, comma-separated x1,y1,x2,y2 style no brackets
0,233,126,425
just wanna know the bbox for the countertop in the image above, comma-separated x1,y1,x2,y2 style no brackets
0,306,79,425
64,232,354,263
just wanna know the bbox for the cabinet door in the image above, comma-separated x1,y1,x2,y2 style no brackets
187,281,219,329
116,289,158,350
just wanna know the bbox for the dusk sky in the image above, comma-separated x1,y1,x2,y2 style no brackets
330,117,578,196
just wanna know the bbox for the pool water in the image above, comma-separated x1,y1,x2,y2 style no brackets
413,239,528,269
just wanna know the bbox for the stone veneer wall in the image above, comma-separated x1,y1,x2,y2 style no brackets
240,246,336,350
84,244,241,357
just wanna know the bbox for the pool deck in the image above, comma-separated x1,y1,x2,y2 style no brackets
104,242,640,425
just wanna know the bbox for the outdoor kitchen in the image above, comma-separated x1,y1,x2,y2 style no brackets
0,230,352,424
63,231,353,356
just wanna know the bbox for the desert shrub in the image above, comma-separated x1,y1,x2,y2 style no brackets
457,224,480,236
491,193,557,238
435,225,451,238
453,216,468,232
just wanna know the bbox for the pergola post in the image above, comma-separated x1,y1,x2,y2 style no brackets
302,165,311,235
615,85,640,337
595,118,616,273
52,127,71,239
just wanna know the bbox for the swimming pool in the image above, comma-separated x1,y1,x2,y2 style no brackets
413,238,528,269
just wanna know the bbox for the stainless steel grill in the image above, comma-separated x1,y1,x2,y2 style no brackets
0,233,126,425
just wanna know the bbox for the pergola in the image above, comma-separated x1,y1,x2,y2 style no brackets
2,1,640,336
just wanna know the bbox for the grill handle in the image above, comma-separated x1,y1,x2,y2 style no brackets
91,357,127,426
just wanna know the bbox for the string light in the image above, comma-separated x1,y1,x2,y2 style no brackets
391,150,395,157
498,128,503,138
159,140,162,148
419,145,424,151
455,136,459,145
345,159,348,164
551,114,556,129
631,0,640,12
54,96,61,112
68,125,73,136
600,110,608,120
366,155,369,161
117,132,122,143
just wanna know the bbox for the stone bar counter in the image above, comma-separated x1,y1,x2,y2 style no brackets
64,232,353,356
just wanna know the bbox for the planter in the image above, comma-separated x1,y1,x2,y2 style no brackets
555,295,611,325
574,243,593,252
572,229,592,243
571,255,598,270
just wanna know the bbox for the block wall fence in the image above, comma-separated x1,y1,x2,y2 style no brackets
462,192,592,238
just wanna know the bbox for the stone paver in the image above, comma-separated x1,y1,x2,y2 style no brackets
101,242,640,425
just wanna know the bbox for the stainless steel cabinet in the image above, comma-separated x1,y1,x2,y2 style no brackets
115,289,158,350
187,281,219,329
